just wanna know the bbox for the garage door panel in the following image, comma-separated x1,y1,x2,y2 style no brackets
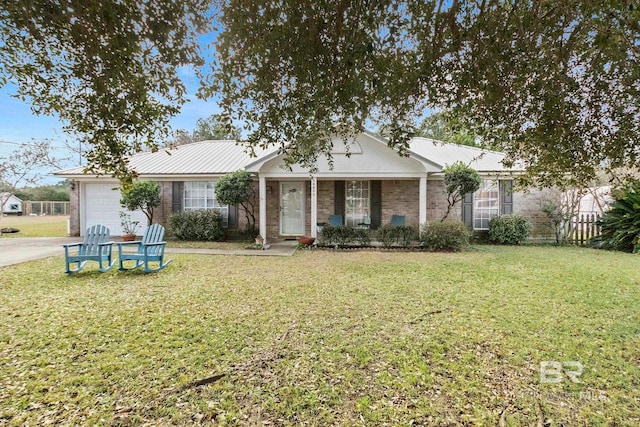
83,183,148,236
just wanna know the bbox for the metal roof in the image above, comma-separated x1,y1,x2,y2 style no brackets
56,141,275,177
55,134,519,178
408,137,517,172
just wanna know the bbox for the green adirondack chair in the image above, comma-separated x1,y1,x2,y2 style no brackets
63,224,115,274
117,224,172,273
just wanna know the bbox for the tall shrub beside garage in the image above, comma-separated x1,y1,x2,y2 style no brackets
120,181,161,226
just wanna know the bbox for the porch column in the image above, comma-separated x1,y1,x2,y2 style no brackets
419,176,427,226
259,176,267,243
311,176,318,237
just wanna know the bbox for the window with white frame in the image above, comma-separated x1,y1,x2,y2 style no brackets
345,180,370,227
473,179,499,230
183,181,229,226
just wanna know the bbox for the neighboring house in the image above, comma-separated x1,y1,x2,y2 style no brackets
55,131,555,239
1,193,23,215
573,186,612,217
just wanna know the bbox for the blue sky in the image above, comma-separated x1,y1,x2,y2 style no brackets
0,65,222,185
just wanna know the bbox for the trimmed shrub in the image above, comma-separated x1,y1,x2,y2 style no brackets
353,228,371,246
420,221,471,251
488,214,531,244
397,225,419,247
169,209,226,241
376,224,419,247
376,224,397,248
318,225,371,247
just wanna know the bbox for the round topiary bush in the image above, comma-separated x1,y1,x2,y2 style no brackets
420,221,471,251
488,214,531,244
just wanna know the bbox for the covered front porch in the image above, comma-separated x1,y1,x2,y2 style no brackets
245,133,440,243
256,177,430,242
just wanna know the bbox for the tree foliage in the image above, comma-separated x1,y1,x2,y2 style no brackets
15,183,70,202
442,162,481,221
215,170,256,234
193,113,242,141
4,1,639,186
120,181,161,226
171,113,243,146
210,0,640,185
0,0,209,183
415,112,478,147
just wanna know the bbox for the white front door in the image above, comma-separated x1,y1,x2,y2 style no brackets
280,182,305,235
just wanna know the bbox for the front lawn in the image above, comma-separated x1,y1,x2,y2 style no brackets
0,215,68,237
0,246,638,425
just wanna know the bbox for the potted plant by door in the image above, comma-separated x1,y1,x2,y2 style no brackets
255,235,264,246
119,211,139,241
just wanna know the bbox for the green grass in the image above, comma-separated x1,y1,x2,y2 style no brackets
1,246,638,425
0,215,68,237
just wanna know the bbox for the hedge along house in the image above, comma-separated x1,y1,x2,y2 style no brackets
56,131,554,240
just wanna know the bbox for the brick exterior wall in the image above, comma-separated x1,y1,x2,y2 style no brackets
71,177,557,240
152,180,261,237
513,187,557,239
426,179,557,239
259,178,556,239
426,179,460,224
264,179,551,238
381,180,420,226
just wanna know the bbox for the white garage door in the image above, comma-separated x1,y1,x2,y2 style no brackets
82,183,148,237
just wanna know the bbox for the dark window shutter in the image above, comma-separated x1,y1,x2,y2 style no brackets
334,181,345,218
228,205,238,228
172,182,184,213
462,192,473,228
370,180,382,229
500,180,513,214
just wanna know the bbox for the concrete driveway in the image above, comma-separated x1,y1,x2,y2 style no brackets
0,237,77,268
0,237,298,269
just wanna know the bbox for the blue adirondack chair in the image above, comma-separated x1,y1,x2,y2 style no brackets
117,224,171,273
63,225,115,274
391,215,405,226
329,215,343,226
